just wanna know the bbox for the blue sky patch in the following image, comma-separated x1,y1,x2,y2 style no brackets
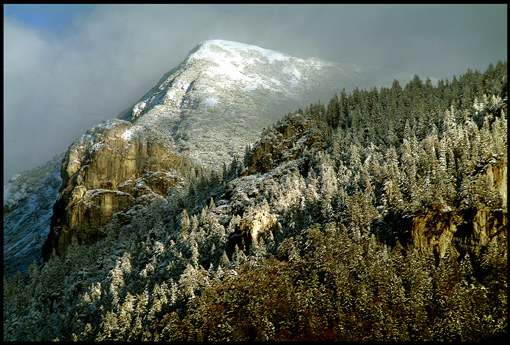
4,4,97,33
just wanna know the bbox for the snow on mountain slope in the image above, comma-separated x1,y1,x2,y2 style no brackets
3,153,64,276
42,39,369,262
119,39,371,168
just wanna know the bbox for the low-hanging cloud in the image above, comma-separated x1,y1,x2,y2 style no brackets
3,4,507,183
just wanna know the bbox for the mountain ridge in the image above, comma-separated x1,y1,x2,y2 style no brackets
3,153,64,277
3,54,507,341
6,39,387,269
117,39,364,169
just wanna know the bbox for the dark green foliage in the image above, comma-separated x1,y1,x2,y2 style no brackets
155,227,506,342
3,61,507,341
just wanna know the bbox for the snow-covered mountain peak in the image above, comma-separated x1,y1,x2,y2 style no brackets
187,39,300,65
121,39,344,169
127,39,330,115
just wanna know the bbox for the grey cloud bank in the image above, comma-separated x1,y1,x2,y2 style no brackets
3,4,507,184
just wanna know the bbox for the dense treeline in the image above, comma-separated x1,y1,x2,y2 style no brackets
3,61,507,341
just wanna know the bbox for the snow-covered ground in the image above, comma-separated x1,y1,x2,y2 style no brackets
120,39,385,170
3,153,64,276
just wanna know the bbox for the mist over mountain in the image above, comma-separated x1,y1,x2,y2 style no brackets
5,4,507,186
3,39,507,342
117,39,368,168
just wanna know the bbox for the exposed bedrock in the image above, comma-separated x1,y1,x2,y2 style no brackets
42,120,183,260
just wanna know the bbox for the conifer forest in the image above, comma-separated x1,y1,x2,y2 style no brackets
3,61,507,341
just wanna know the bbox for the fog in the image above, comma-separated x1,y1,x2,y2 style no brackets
3,4,507,184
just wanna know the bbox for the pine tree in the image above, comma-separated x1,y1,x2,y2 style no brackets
180,209,190,235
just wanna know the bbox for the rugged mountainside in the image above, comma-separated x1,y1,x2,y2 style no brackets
3,153,63,277
409,153,507,260
41,120,187,260
238,108,507,264
5,40,417,275
41,40,406,263
5,40,373,273
2,39,507,341
118,39,388,168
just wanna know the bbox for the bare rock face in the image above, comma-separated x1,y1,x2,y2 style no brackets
410,208,507,259
42,120,184,260
242,114,327,176
410,153,507,260
239,210,278,245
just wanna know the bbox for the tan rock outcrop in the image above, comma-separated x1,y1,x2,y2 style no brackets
239,210,278,244
43,120,184,260
411,207,507,259
410,153,507,260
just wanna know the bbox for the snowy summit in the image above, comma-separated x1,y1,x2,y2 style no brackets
120,39,351,168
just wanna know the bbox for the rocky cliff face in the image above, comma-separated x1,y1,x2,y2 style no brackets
410,153,507,260
242,113,328,176
42,120,185,260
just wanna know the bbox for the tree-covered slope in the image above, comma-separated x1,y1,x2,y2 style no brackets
35,39,410,267
3,61,507,342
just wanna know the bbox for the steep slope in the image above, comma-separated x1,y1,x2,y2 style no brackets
119,39,375,168
409,153,507,260
3,62,507,342
41,120,188,260
40,39,381,262
238,105,507,264
5,40,414,274
3,153,64,276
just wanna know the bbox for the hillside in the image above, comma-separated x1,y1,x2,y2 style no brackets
4,40,408,276
117,39,388,169
3,55,507,341
3,153,64,277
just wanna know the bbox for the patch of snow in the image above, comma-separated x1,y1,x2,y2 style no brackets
86,189,132,198
269,78,283,87
3,184,12,204
289,79,300,88
132,101,147,119
118,179,134,189
197,40,294,64
203,97,219,108
122,128,134,141
262,50,290,63
283,66,302,80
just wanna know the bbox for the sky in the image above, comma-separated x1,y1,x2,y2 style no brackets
3,4,507,184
